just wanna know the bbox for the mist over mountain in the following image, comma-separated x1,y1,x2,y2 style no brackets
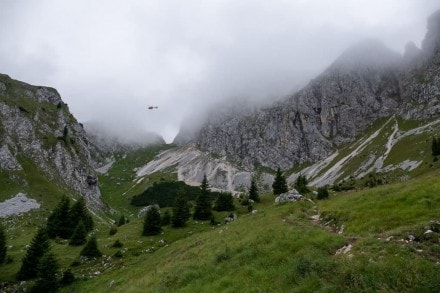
182,9,440,170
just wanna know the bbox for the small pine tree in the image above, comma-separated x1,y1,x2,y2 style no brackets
294,174,309,194
193,176,212,220
60,269,75,286
32,252,59,293
432,137,440,156
69,197,94,235
109,226,118,236
172,195,190,228
249,178,260,202
143,205,162,236
46,195,71,239
161,210,171,226
117,215,126,227
200,174,209,195
69,220,87,246
0,225,6,264
17,227,50,280
317,187,329,200
80,235,102,258
112,239,123,248
214,193,235,211
272,168,288,195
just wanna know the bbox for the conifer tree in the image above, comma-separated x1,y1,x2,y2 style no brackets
249,178,260,202
172,195,190,228
272,168,288,195
0,225,6,264
46,195,71,239
161,210,171,226
193,175,213,220
17,227,50,280
214,193,235,211
32,252,59,293
294,174,309,194
432,137,440,156
69,220,87,246
143,205,162,236
69,197,94,235
317,186,329,200
80,235,102,258
117,215,126,227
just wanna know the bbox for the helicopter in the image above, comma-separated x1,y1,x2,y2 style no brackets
147,106,158,110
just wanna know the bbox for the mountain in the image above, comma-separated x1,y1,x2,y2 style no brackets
0,74,105,209
178,11,440,173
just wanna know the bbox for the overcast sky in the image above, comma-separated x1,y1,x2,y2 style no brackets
1,1,440,143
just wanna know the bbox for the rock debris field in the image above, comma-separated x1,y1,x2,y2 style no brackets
0,193,40,218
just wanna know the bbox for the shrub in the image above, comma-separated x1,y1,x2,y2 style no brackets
112,239,123,248
109,226,118,236
317,187,329,200
143,205,162,236
80,236,102,258
60,269,75,286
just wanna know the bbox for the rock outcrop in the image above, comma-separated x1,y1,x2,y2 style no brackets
0,74,105,209
179,10,440,171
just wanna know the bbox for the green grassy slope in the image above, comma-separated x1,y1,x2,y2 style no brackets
54,168,440,292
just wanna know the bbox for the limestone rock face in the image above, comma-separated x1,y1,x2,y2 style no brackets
183,10,440,171
0,74,105,209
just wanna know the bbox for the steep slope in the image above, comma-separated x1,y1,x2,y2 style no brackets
185,10,440,171
0,74,104,209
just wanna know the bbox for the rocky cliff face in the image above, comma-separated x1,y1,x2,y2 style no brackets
0,74,104,209
187,11,440,170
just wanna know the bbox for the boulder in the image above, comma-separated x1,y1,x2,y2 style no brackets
274,189,304,204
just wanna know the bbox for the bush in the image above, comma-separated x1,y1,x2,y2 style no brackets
112,239,123,248
80,236,102,258
114,250,123,258
317,187,329,200
109,226,118,236
60,269,75,286
214,193,235,211
117,215,126,227
143,205,162,236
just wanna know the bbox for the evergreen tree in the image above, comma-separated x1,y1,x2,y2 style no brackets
200,174,209,195
143,205,162,236
432,137,440,156
193,176,212,220
32,252,59,293
69,197,94,235
272,168,288,195
60,269,75,286
69,220,87,246
249,178,260,202
46,195,71,239
317,187,329,200
171,195,190,228
294,174,309,194
17,227,50,280
117,215,126,227
0,225,6,264
80,235,102,258
214,193,235,211
161,210,171,226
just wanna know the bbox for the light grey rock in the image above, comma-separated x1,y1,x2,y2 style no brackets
0,144,22,170
0,74,105,210
274,189,304,204
0,193,40,217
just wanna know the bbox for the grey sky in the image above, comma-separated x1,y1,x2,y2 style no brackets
1,1,439,142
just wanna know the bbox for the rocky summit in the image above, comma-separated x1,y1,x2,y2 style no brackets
0,74,104,209
183,11,440,170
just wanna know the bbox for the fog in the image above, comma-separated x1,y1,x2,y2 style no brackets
1,1,439,143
